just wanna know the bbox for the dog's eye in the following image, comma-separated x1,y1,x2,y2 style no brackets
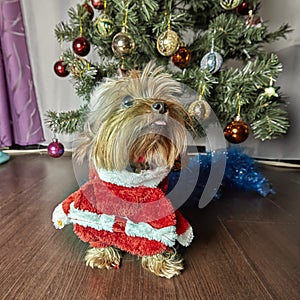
122,95,134,108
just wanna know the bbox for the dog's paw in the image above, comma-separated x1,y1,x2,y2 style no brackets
141,249,184,279
85,247,122,270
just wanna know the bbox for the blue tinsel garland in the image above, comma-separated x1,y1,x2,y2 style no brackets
168,147,274,206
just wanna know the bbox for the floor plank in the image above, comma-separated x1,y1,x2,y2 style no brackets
222,221,300,299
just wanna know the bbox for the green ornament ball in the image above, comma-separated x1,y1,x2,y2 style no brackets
94,14,115,38
220,0,243,10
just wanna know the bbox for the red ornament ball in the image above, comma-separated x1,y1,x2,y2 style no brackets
91,0,104,10
72,37,90,56
172,46,191,69
224,116,249,144
53,60,69,77
83,2,94,19
48,139,64,158
236,1,254,15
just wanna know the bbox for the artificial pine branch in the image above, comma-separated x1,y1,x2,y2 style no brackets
60,49,101,101
251,102,289,140
264,23,293,43
45,105,89,134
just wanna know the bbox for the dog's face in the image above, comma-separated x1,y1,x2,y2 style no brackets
78,63,192,172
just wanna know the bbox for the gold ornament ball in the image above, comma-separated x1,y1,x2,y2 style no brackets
188,99,211,121
112,29,135,57
95,14,115,38
224,116,249,144
156,29,179,56
220,0,243,10
172,46,191,69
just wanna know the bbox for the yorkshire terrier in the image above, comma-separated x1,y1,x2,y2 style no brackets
52,62,194,279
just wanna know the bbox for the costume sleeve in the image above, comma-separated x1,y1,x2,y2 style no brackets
175,210,194,247
52,190,81,229
52,179,98,230
158,176,168,194
52,182,91,230
61,189,82,214
52,202,70,229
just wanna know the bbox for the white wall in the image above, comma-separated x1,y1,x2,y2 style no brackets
261,0,300,50
243,0,300,160
21,1,300,158
21,0,81,148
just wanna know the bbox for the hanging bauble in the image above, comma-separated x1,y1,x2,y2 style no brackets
91,0,104,10
224,116,249,144
220,0,243,10
188,98,211,121
83,2,94,20
72,36,90,56
236,1,255,15
47,139,64,158
157,29,180,56
53,60,69,77
245,11,262,28
200,51,223,73
171,46,191,69
94,14,115,38
112,27,135,57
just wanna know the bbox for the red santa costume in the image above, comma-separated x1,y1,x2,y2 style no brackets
52,165,193,257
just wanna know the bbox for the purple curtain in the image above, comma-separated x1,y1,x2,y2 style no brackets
0,0,44,147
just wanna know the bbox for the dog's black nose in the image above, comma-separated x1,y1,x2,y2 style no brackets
152,102,168,114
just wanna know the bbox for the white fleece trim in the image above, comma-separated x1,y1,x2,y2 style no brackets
65,203,177,247
52,203,70,229
125,219,177,247
96,166,169,188
177,225,194,247
68,203,115,232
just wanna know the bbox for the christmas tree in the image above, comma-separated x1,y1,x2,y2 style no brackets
48,0,291,144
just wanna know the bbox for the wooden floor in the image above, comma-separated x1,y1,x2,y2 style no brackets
0,154,299,300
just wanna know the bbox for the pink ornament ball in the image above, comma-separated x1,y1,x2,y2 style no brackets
47,139,64,158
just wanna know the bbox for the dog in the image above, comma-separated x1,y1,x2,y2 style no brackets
52,62,194,279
